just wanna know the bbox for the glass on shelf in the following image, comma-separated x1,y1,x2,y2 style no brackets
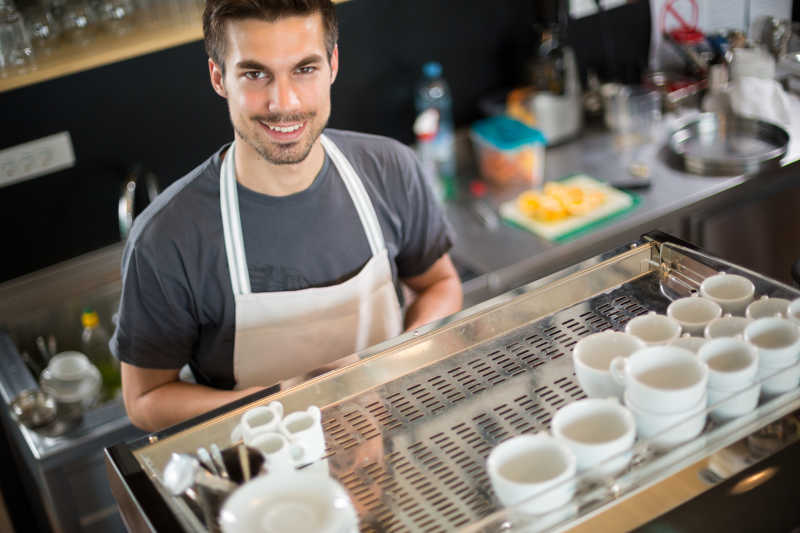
22,1,59,56
58,0,96,45
0,0,35,76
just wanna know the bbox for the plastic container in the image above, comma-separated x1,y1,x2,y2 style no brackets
470,115,546,186
414,61,456,189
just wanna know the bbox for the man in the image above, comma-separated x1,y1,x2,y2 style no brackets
111,0,462,432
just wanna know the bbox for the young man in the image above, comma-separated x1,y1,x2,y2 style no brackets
111,0,462,431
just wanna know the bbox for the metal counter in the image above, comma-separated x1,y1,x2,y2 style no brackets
447,117,800,306
106,233,800,532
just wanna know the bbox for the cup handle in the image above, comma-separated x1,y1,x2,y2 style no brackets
289,442,308,465
609,356,627,387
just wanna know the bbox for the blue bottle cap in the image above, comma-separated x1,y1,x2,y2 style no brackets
423,61,443,78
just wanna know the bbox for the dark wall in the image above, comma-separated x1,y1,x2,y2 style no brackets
0,0,650,282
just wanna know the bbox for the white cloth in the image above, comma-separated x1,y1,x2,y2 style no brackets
220,135,404,390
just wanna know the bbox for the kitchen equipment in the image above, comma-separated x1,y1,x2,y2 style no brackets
107,235,800,533
39,351,101,415
9,389,57,429
668,113,789,176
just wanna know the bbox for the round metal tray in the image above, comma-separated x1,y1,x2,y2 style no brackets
668,113,789,176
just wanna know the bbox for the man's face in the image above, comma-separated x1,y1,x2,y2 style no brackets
209,13,338,166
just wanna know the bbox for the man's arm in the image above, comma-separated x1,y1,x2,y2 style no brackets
121,362,263,432
402,253,462,331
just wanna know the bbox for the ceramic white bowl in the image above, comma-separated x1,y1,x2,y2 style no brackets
624,312,682,345
745,296,791,320
744,317,800,368
572,331,646,400
551,399,635,480
699,273,755,315
624,390,707,451
697,338,759,391
667,296,722,336
756,362,800,397
486,434,576,514
704,314,751,339
707,383,760,421
218,471,358,533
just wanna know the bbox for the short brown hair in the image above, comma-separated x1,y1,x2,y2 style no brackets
203,0,338,72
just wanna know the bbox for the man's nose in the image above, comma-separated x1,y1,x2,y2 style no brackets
267,76,301,113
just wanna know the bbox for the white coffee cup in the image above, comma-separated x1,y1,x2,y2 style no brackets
786,297,800,326
247,432,297,473
550,398,635,479
624,312,682,345
707,383,760,421
745,295,791,320
486,434,576,514
757,361,800,396
743,317,800,368
610,346,708,414
667,295,722,336
572,331,646,399
624,390,707,450
704,314,751,339
699,273,755,315
280,405,326,465
240,401,284,445
669,334,707,354
218,469,358,533
697,338,759,391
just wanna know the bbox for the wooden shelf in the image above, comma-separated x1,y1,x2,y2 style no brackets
0,0,349,94
0,14,204,94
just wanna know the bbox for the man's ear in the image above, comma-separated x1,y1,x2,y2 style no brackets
209,58,227,98
329,44,339,85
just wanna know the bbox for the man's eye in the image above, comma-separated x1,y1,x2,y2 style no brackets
297,66,317,74
244,71,266,80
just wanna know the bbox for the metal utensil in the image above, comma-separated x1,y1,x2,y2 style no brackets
9,389,57,429
668,113,789,175
20,351,42,376
238,443,250,482
35,336,50,362
162,453,236,496
196,447,219,476
47,335,57,358
209,443,230,480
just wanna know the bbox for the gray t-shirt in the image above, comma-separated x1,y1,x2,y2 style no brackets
110,129,452,389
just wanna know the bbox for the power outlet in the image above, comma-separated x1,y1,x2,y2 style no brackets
0,132,76,188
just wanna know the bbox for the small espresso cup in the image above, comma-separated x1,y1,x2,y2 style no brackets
667,295,722,336
743,317,800,368
572,331,646,400
786,298,800,326
697,338,759,391
486,434,576,514
248,432,296,473
550,398,635,479
610,346,708,414
240,401,284,445
279,405,326,465
624,312,682,345
704,314,751,339
669,334,707,354
745,295,791,321
699,273,755,315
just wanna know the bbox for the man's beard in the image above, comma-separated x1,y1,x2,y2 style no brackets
234,112,326,166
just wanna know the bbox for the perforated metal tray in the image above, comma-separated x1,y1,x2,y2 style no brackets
123,236,800,533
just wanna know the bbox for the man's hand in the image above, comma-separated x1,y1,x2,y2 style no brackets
121,362,264,432
402,253,462,332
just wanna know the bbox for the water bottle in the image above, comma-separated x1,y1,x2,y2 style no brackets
414,61,456,197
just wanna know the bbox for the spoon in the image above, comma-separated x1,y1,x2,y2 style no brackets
162,453,236,496
209,443,230,480
196,447,219,476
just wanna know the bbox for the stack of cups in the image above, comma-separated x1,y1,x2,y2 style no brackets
610,346,708,450
697,338,760,421
743,317,800,397
237,401,327,473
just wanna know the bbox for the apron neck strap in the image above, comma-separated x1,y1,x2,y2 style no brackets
220,134,385,296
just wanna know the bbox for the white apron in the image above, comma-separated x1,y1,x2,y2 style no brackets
220,134,404,390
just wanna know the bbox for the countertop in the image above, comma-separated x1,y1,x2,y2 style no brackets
445,114,800,306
